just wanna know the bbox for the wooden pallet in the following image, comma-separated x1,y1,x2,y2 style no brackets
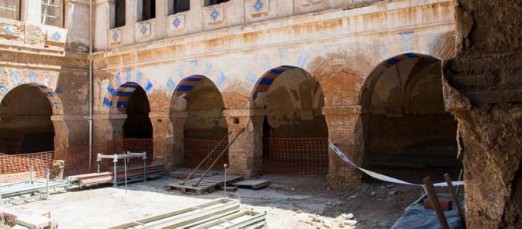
232,179,271,190
166,175,242,195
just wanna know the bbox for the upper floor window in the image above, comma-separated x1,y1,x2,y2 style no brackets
113,0,126,28
0,0,21,20
41,0,64,27
139,0,155,21
204,0,228,7
168,0,189,15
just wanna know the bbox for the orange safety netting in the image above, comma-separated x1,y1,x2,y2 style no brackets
263,138,329,175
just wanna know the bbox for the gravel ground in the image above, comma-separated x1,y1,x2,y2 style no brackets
1,174,425,228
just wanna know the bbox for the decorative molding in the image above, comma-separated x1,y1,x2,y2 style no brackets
300,0,324,7
322,106,362,115
223,109,267,117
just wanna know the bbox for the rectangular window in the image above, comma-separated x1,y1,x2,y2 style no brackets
168,0,189,15
141,0,155,21
0,0,21,20
41,0,64,27
204,0,229,7
114,0,126,28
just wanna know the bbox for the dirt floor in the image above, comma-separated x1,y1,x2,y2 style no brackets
1,170,457,229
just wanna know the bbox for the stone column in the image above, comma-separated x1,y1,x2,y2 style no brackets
149,112,173,166
323,105,364,190
167,111,187,170
223,109,266,177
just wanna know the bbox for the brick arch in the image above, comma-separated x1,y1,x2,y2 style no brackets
170,75,225,112
102,70,154,112
359,52,440,112
172,60,227,91
0,81,63,115
250,65,325,108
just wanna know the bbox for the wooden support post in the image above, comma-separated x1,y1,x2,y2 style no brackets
444,173,466,227
423,176,449,229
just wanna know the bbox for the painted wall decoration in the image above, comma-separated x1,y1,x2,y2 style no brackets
0,68,61,112
382,52,423,68
45,28,67,46
252,65,298,102
249,0,269,15
168,14,185,31
172,60,226,91
103,70,153,110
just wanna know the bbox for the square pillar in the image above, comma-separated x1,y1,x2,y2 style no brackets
167,111,187,170
149,112,173,166
323,105,365,190
223,109,266,177
51,115,89,163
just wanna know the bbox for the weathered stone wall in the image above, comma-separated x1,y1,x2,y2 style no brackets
443,0,522,227
0,0,90,162
92,0,457,188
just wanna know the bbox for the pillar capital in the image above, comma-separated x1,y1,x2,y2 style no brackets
51,115,89,121
322,106,361,115
149,112,170,118
170,111,189,118
223,109,266,117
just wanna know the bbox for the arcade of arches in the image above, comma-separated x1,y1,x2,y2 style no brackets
0,56,462,186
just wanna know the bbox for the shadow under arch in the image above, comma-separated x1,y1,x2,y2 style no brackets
358,52,461,182
108,82,154,162
250,65,329,176
170,75,229,169
0,83,61,154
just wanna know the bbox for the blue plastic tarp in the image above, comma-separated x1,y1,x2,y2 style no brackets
392,202,464,229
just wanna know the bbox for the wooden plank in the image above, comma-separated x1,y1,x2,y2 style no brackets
444,173,466,227
423,176,449,229
109,198,239,229
232,179,271,190
166,183,215,195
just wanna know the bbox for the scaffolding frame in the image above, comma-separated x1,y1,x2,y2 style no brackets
96,151,147,187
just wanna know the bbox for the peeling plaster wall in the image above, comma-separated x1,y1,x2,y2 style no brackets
184,79,227,140
263,69,327,138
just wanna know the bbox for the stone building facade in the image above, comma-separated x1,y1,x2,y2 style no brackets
91,0,457,189
0,0,90,171
5,0,521,227
1,0,459,186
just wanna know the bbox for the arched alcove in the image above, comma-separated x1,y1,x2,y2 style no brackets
253,66,328,175
360,53,461,181
172,75,228,169
0,84,54,154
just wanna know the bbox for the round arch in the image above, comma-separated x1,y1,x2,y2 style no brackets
171,75,229,169
0,84,58,154
359,53,460,181
250,65,329,175
109,82,154,162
